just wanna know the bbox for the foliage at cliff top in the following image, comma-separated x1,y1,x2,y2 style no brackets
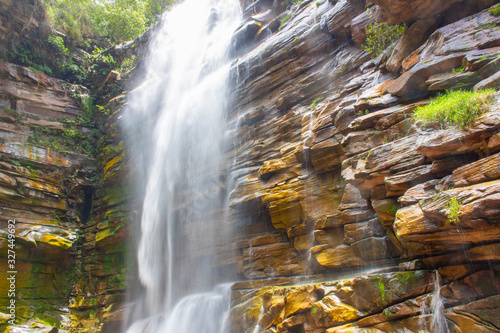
414,89,496,129
42,0,181,45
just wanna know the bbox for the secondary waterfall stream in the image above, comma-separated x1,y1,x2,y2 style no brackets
123,0,241,331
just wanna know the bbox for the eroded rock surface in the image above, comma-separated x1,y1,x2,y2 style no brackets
225,1,500,332
1,0,500,332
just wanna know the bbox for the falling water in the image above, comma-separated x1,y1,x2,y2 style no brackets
123,0,241,331
429,271,450,333
420,271,450,333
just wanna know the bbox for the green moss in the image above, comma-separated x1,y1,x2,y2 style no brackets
378,279,386,303
310,96,324,110
414,89,496,129
479,23,497,30
393,271,418,288
279,14,292,30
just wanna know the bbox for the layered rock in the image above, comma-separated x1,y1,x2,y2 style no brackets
1,0,500,331
0,60,96,332
230,265,500,332
225,0,500,331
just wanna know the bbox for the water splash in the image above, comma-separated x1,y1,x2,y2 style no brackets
123,0,241,331
420,271,450,333
430,271,450,333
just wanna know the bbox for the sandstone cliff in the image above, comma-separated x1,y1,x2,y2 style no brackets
1,0,500,332
224,0,500,331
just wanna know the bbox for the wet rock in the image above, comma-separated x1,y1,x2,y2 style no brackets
311,294,363,328
310,136,344,173
231,19,263,55
398,178,441,205
0,62,85,120
371,0,461,25
474,70,500,91
388,54,464,99
416,108,500,159
342,136,426,194
311,244,366,269
393,180,500,257
285,285,318,317
453,152,500,187
343,218,386,245
324,0,365,36
451,295,500,329
386,18,438,73
389,7,500,97
350,11,374,44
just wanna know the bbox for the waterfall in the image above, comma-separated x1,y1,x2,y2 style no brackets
123,0,241,331
429,271,450,333
420,271,450,333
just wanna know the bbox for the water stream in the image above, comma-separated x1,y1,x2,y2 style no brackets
123,0,241,331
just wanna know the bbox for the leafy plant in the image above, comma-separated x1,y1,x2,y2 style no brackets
47,35,69,56
364,9,405,58
413,89,495,129
42,0,181,45
446,196,462,225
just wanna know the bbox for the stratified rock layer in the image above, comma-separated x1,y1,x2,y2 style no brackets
1,0,500,332
224,0,500,332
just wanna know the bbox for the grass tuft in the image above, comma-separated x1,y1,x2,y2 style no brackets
489,6,500,16
279,14,292,30
310,96,324,110
413,89,496,129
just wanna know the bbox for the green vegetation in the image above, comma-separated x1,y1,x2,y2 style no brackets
413,89,495,129
452,66,465,74
364,22,405,58
279,13,292,30
364,9,405,58
42,0,180,45
479,22,497,30
446,196,462,224
489,5,500,16
310,96,324,110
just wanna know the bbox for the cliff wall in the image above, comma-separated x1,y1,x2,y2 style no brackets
223,0,500,332
0,0,500,332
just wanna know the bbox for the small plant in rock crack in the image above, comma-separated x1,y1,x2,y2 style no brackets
363,9,405,58
446,196,462,225
310,96,324,110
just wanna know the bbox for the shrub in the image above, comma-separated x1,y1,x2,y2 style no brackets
413,89,496,129
363,8,405,58
446,196,461,225
364,21,405,58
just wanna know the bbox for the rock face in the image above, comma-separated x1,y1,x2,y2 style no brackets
1,0,500,332
0,57,129,332
0,0,51,55
223,0,500,332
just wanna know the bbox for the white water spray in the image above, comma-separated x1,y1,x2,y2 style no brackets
123,0,241,331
